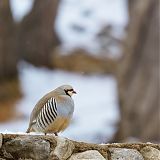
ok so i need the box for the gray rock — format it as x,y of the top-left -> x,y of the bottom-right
109,148 -> 144,160
68,150 -> 106,160
0,134 -> 2,148
3,136 -> 50,160
18,158 -> 33,160
51,136 -> 75,160
140,146 -> 160,160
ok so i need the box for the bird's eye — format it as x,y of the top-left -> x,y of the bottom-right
64,89 -> 73,96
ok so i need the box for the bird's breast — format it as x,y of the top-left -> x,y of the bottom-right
45,116 -> 71,133
57,97 -> 74,117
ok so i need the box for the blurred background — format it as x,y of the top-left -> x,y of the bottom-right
0,0 -> 159,143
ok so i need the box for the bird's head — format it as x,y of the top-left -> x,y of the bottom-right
56,85 -> 77,97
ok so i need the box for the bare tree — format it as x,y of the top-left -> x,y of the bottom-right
0,0 -> 21,121
115,0 -> 159,142
0,0 -> 60,121
0,0 -> 18,80
0,0 -> 19,100
17,0 -> 60,67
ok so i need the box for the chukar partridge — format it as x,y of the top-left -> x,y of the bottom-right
26,85 -> 76,136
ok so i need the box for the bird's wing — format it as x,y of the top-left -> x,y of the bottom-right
27,92 -> 55,131
36,97 -> 58,129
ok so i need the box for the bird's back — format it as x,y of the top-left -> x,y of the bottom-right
26,90 -> 56,132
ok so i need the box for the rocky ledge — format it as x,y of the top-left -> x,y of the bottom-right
0,133 -> 159,160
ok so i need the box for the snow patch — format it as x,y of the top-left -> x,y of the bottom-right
10,0 -> 34,22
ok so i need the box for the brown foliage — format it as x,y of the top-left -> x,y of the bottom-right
52,48 -> 117,74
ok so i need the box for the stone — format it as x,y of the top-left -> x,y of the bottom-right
3,136 -> 50,160
109,148 -> 144,160
140,146 -> 160,160
18,158 -> 33,160
52,136 -> 75,160
0,134 -> 2,148
68,150 -> 106,160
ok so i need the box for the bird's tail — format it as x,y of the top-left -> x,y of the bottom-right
26,127 -> 30,133
26,126 -> 34,133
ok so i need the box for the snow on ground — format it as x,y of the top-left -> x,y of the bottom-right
0,62 -> 120,143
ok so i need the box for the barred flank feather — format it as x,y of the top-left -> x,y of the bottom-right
36,98 -> 57,131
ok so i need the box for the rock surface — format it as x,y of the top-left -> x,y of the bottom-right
2,135 -> 50,160
0,134 -> 159,160
53,136 -> 75,160
109,148 -> 144,160
69,150 -> 106,160
140,146 -> 160,160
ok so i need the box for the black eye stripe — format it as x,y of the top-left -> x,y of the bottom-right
64,89 -> 73,97
65,89 -> 73,92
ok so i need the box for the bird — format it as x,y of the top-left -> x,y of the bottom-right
26,85 -> 76,136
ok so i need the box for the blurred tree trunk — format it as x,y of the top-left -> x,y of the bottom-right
0,0 -> 21,121
0,0 -> 17,79
17,0 -> 60,67
115,0 -> 159,142
0,0 -> 60,121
